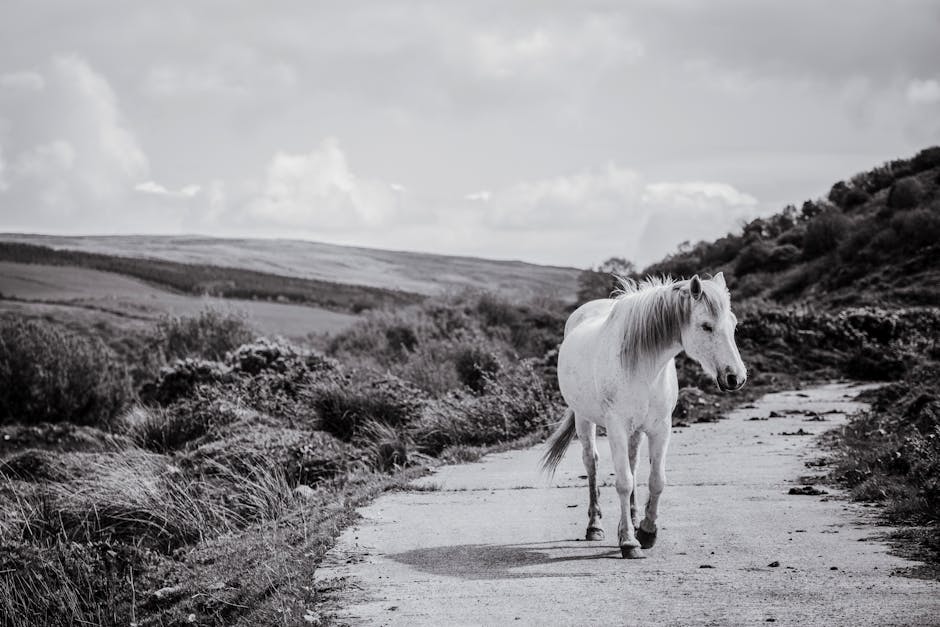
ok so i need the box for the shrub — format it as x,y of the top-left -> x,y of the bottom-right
156,308 -> 254,361
735,241 -> 772,276
843,344 -> 906,381
803,210 -> 851,259
227,338 -> 336,376
140,358 -> 232,406
357,421 -> 414,473
829,181 -> 871,210
311,372 -> 425,441
887,177 -> 925,210
384,324 -> 419,354
890,207 -> 940,252
453,345 -> 501,393
832,364 -> 940,527
0,318 -> 131,426
128,396 -> 242,453
183,425 -> 356,484
413,360 -> 558,453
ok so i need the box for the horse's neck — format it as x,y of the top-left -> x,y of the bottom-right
611,287 -> 684,380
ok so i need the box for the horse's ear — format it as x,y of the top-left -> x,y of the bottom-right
689,275 -> 703,301
713,272 -> 726,289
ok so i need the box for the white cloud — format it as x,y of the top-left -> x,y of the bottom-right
464,190 -> 491,202
135,180 -> 201,198
642,181 -> 758,210
466,16 -> 643,81
245,138 -> 398,230
448,166 -> 760,266
906,78 -> 940,105
141,47 -> 297,98
0,55 -> 149,224
0,71 -> 45,91
476,164 -> 642,229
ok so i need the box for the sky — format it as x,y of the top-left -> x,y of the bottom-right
0,1 -> 938,269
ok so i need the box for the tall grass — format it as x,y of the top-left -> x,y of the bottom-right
0,317 -> 132,426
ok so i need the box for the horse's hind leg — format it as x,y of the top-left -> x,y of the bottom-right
575,416 -> 604,540
637,422 -> 671,550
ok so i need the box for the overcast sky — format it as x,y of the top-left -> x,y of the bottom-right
1,1 -> 938,268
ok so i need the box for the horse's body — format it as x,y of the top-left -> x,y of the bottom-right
542,273 -> 746,558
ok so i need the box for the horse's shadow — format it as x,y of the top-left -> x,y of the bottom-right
387,540 -> 621,580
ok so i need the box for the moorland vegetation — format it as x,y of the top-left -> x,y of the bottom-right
1,147 -> 939,623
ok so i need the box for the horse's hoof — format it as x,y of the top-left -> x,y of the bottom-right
585,527 -> 605,541
636,526 -> 657,549
620,546 -> 646,559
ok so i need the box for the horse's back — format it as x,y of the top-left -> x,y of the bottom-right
564,299 -> 615,338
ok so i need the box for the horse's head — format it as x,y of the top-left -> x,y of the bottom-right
679,272 -> 747,391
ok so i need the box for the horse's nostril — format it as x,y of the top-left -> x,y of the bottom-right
726,374 -> 738,389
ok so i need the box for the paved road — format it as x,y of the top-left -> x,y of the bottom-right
316,383 -> 940,626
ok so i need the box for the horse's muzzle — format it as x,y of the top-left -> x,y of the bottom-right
717,369 -> 746,392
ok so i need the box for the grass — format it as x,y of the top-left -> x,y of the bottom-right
826,363 -> 940,568
0,233 -> 582,301
0,241 -> 423,314
0,295 -> 569,624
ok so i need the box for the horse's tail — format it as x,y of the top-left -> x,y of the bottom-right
540,408 -> 576,477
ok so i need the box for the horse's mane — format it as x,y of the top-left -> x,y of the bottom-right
611,275 -> 727,369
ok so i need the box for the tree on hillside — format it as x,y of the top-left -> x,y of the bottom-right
576,257 -> 637,302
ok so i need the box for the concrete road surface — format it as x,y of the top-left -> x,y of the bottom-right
316,383 -> 940,626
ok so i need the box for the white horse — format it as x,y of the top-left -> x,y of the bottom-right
542,273 -> 746,559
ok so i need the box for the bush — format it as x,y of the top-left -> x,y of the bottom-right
227,338 -> 336,376
734,241 -> 772,276
832,364 -> 940,527
453,345 -> 501,393
843,344 -> 906,381
890,207 -> 940,252
156,308 -> 254,361
128,396 -> 242,453
887,177 -> 925,210
413,360 -> 558,453
183,425 -> 357,484
803,210 -> 851,259
311,372 -> 425,441
0,318 -> 131,426
140,358 -> 232,406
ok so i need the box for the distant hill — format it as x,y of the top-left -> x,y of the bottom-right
0,234 -> 581,302
625,146 -> 940,309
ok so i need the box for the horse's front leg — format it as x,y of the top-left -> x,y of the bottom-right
637,422 -> 671,550
607,421 -> 644,559
628,431 -> 642,528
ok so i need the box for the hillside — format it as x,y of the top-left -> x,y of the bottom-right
628,146 -> 940,309
0,261 -> 358,340
0,234 -> 581,302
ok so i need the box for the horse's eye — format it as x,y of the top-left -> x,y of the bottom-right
701,323 -> 714,333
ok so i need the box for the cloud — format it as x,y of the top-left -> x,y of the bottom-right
244,138 -> 399,231
446,166 -> 761,266
475,164 -> 642,230
906,78 -> 940,105
465,190 -> 491,202
636,181 -> 759,263
135,180 -> 201,198
0,71 -> 45,91
141,47 -> 297,99
0,55 -> 149,226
